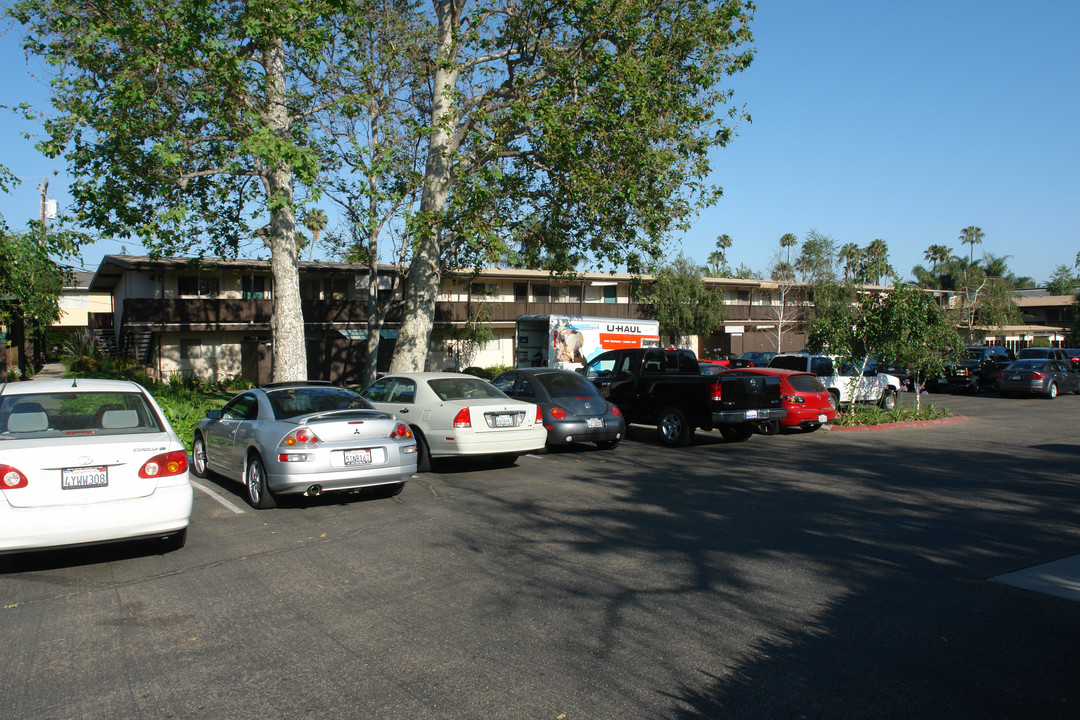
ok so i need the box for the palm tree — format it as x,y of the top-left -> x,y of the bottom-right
713,234 -> 733,275
861,238 -> 890,285
779,233 -> 798,265
838,243 -> 861,281
959,225 -> 984,264
304,209 -> 329,261
923,244 -> 952,271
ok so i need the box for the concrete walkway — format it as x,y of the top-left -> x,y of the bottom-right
30,362 -> 68,381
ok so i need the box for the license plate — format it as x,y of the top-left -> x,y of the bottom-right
344,449 -> 372,465
495,414 -> 514,427
1009,375 -> 1021,380
62,466 -> 108,489
586,417 -> 604,428
745,409 -> 758,419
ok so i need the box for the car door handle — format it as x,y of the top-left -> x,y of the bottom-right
398,407 -> 409,414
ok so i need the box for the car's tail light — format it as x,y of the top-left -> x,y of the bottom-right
453,408 -> 471,428
139,451 -> 188,478
710,379 -> 723,401
781,394 -> 806,404
535,406 -> 543,424
1031,372 -> 1044,379
550,408 -> 567,420
610,404 -> 621,417
0,464 -> 28,489
995,372 -> 1003,379
391,423 -> 413,439
283,427 -> 322,447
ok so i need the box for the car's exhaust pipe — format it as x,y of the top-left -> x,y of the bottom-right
307,484 -> 322,496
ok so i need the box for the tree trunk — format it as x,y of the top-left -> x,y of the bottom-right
263,39 -> 307,382
389,5 -> 459,373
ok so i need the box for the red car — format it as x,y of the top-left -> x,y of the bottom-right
736,367 -> 835,434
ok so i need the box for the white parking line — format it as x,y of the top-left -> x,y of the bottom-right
191,479 -> 248,514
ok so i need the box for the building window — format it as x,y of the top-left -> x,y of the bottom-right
469,282 -> 499,300
180,339 -> 203,360
177,276 -> 219,297
568,284 -> 582,303
532,284 -> 550,302
514,283 -> 527,302
243,276 -> 269,299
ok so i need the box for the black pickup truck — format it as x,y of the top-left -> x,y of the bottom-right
582,348 -> 786,447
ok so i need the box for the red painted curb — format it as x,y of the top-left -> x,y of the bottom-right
825,415 -> 969,432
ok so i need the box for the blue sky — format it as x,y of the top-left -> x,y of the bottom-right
2,1 -> 1078,283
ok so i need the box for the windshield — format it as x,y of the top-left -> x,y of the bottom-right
0,391 -> 163,440
428,378 -> 507,401
267,387 -> 372,419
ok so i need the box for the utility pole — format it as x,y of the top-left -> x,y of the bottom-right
39,180 -> 49,224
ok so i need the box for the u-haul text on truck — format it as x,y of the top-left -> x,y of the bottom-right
514,315 -> 661,370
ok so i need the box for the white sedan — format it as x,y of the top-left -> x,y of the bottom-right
0,378 -> 192,554
360,372 -> 547,472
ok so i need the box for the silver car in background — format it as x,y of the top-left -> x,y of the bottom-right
996,359 -> 1080,399
192,383 -> 417,508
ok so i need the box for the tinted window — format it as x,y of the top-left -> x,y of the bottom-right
769,356 -> 808,372
537,372 -> 602,400
642,350 -> 665,374
787,374 -> 827,393
266,387 -> 371,419
222,394 -> 259,420
427,378 -> 507,401
585,353 -> 618,379
1008,359 -> 1045,371
490,373 -> 517,393
809,357 -> 835,376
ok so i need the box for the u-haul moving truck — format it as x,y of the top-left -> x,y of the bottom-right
514,315 -> 662,370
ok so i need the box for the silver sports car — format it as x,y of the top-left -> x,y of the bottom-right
192,383 -> 417,508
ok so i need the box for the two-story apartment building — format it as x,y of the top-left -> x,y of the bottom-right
87,255 -> 818,384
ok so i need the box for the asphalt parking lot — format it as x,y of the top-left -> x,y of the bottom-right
3,389 -> 1079,719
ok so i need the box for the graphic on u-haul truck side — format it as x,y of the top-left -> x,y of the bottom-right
514,315 -> 661,369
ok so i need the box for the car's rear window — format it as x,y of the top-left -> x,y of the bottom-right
0,391 -> 163,439
1007,359 -> 1047,371
267,387 -> 372,419
428,378 -> 507,401
769,356 -> 808,372
786,374 -> 827,393
1017,349 -> 1049,359
536,372 -> 602,399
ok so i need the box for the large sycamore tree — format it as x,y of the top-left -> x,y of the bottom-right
11,0 -> 354,381
387,0 -> 756,371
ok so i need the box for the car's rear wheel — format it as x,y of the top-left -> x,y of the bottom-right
1045,382 -> 1058,399
413,429 -> 432,473
191,433 -> 208,478
245,452 -> 277,509
828,390 -> 840,411
719,423 -> 754,443
878,388 -> 897,410
595,439 -> 621,450
657,406 -> 692,447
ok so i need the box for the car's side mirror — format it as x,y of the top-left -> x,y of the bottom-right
205,410 -> 223,420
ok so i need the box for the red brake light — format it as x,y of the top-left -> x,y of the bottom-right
1031,372 -> 1043,379
284,427 -> 322,446
781,394 -> 806,404
535,406 -> 543,424
610,405 -> 621,417
391,422 -> 413,439
550,408 -> 567,420
139,451 -> 188,478
0,464 -> 28,489
453,408 -> 472,428
710,379 -> 723,401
